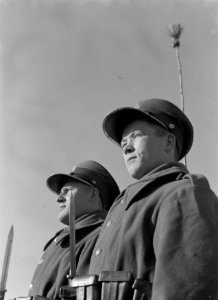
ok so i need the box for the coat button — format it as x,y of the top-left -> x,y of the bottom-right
169,123 -> 175,129
29,283 -> 33,289
38,258 -> 43,264
95,248 -> 102,256
106,220 -> 112,227
121,199 -> 124,203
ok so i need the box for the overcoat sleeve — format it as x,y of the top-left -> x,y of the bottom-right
152,175 -> 218,300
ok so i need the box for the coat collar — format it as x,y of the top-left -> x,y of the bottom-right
44,210 -> 107,249
120,162 -> 188,210
75,210 -> 107,230
57,210 -> 107,243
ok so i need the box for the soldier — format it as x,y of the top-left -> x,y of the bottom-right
28,160 -> 120,300
89,99 -> 218,300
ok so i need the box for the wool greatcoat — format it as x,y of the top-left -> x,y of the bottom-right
28,210 -> 106,299
89,163 -> 218,300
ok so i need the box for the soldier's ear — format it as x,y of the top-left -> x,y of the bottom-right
166,133 -> 176,153
90,187 -> 99,199
90,188 -> 103,208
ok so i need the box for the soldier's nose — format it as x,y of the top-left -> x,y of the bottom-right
56,196 -> 66,203
124,144 -> 134,155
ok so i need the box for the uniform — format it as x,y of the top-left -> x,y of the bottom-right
89,163 -> 218,299
87,98 -> 218,299
27,160 -> 120,300
28,210 -> 106,299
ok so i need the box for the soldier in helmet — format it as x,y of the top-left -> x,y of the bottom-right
89,99 -> 218,300
28,160 -> 120,300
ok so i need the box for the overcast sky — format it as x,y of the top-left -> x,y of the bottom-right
0,0 -> 218,298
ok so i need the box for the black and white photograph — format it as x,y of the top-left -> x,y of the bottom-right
0,0 -> 218,299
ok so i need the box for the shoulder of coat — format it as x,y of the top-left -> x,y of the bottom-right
43,229 -> 64,251
182,173 -> 210,188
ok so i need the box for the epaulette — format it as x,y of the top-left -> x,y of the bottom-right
183,173 -> 210,188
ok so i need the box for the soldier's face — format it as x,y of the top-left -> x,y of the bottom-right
121,120 -> 168,179
56,180 -> 93,225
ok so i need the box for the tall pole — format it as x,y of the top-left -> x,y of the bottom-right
175,45 -> 187,167
168,23 -> 187,166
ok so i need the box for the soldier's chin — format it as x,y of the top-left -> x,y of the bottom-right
58,213 -> 69,225
127,165 -> 138,178
127,167 -> 144,180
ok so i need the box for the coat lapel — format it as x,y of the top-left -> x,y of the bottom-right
124,165 -> 188,210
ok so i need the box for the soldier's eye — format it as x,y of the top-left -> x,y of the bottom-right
134,132 -> 142,138
61,186 -> 73,194
121,139 -> 127,149
121,142 -> 126,149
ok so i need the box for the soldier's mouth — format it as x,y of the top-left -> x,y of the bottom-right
128,156 -> 136,162
59,205 -> 66,211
